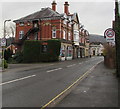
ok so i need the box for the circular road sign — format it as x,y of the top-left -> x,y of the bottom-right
1,38 -> 6,46
104,28 -> 115,38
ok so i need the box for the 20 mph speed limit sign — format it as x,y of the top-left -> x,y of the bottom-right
104,28 -> 115,42
1,38 -> 6,46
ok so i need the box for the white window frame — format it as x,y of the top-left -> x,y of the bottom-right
19,31 -> 24,39
52,29 -> 56,38
68,32 -> 71,40
63,30 -> 66,39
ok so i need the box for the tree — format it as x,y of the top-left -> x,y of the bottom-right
5,22 -> 16,38
1,21 -> 15,38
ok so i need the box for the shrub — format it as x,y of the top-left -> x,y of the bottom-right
4,48 -> 13,62
103,44 -> 116,68
13,51 -> 23,63
103,44 -> 116,58
1,60 -> 8,68
4,60 -> 8,68
23,40 -> 41,63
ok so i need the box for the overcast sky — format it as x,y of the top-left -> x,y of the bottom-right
0,0 -> 119,38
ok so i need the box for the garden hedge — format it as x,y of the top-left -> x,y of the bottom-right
23,39 -> 61,63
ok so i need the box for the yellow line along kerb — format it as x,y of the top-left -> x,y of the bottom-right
41,60 -> 103,109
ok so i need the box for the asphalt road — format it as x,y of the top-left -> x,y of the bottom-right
56,61 -> 118,107
2,56 -> 103,107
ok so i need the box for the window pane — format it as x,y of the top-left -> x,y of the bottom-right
19,31 -> 24,39
63,30 -> 66,39
52,29 -> 56,38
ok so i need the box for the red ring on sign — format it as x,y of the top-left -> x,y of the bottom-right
104,28 -> 115,38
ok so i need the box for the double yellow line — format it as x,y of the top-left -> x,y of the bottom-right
41,60 -> 103,109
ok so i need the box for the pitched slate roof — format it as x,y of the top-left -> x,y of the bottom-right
14,7 -> 62,22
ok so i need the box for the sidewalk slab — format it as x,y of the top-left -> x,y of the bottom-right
57,62 -> 118,107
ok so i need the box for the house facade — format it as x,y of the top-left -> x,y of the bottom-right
90,43 -> 104,56
89,34 -> 106,56
14,1 -> 89,61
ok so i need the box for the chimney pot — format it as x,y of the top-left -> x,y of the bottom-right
65,2 -> 69,5
64,1 -> 69,15
52,0 -> 57,11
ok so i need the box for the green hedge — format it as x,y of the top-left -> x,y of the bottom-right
4,48 -> 13,62
23,40 -> 61,63
23,40 -> 41,63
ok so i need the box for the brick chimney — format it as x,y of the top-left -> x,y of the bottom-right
52,0 -> 57,11
64,1 -> 69,15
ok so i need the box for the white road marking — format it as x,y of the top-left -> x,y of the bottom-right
0,75 -> 36,86
41,60 -> 103,109
79,63 -> 82,64
67,64 -> 76,68
47,68 -> 62,73
49,64 -> 54,66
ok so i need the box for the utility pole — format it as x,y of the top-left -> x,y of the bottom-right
114,0 -> 120,77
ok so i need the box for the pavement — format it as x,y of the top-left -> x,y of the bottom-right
56,61 -> 119,108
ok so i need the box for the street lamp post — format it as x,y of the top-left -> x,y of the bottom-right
2,19 -> 11,71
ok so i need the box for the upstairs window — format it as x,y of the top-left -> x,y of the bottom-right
52,29 -> 56,38
19,31 -> 24,39
68,32 -> 71,40
63,30 -> 66,39
19,22 -> 24,26
34,33 -> 38,40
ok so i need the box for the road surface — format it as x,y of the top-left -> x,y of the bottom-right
2,56 -> 103,107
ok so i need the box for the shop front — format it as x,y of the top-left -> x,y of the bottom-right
59,42 -> 73,61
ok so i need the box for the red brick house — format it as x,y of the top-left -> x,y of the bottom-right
14,1 -> 89,60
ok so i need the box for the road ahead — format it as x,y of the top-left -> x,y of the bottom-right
2,56 -> 103,107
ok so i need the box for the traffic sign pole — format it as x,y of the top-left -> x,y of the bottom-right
2,46 -> 5,71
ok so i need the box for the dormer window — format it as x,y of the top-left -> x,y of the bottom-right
19,22 -> 24,26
